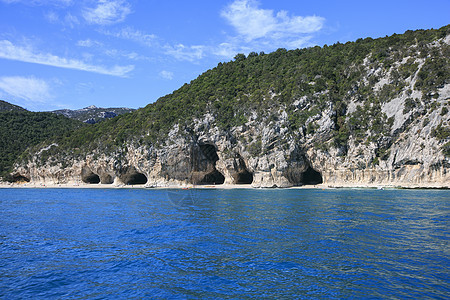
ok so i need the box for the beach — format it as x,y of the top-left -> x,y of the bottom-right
1,181 -> 448,189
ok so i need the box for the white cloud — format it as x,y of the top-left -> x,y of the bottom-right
159,70 -> 174,80
102,26 -> 157,47
220,0 -> 324,54
213,43 -> 238,58
0,76 -> 52,103
0,40 -> 134,77
164,44 -> 205,62
77,39 -> 103,48
83,0 -> 131,25
64,12 -> 80,27
104,49 -> 149,61
45,11 -> 79,28
45,11 -> 59,23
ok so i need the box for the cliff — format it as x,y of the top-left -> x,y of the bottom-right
10,26 -> 450,188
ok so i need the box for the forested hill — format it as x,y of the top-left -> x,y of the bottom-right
0,100 -> 27,112
41,25 -> 449,152
0,110 -> 83,179
9,25 -> 450,187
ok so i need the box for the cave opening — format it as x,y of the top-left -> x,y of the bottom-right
10,174 -> 30,183
199,144 -> 219,162
200,169 -> 225,185
190,142 -> 225,185
301,167 -> 323,185
232,156 -> 253,184
234,169 -> 253,184
83,173 -> 101,184
125,173 -> 148,185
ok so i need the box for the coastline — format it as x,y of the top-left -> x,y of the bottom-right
0,181 -> 448,190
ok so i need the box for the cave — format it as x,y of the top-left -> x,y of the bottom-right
83,173 -> 101,184
189,142 -> 225,185
301,167 -> 323,185
233,169 -> 253,184
199,144 -> 219,162
235,169 -> 253,184
10,174 -> 30,183
125,172 -> 148,185
201,169 -> 225,185
232,156 -> 254,184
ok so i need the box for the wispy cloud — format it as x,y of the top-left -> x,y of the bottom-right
164,44 -> 205,62
0,40 -> 134,77
76,39 -> 103,48
0,76 -> 52,103
83,0 -> 131,25
101,26 -> 157,47
219,0 -> 325,56
104,49 -> 150,61
159,70 -> 174,80
222,0 -> 324,41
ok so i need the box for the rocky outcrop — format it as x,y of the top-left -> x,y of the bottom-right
51,105 -> 135,124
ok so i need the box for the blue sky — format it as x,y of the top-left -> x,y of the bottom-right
0,0 -> 448,111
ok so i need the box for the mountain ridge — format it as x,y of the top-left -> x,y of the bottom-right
51,106 -> 136,124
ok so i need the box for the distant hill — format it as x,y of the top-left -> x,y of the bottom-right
51,105 -> 135,124
0,100 -> 27,112
0,108 -> 84,180
0,101 -> 134,179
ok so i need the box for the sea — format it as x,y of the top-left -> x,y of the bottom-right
0,188 -> 448,299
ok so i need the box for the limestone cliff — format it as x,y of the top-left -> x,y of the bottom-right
11,26 -> 450,188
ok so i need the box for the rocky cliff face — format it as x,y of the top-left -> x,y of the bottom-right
11,30 -> 450,188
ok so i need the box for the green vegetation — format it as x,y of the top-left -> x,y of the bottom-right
0,110 -> 83,179
432,122 -> 450,141
0,100 -> 27,112
48,26 -> 447,151
2,25 -> 450,174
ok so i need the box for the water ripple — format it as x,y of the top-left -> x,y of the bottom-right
0,188 -> 448,299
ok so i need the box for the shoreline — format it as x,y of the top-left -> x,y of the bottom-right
0,182 -> 448,190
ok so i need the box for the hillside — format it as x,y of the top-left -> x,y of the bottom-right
0,109 -> 84,180
11,25 -> 450,187
51,105 -> 135,124
0,100 -> 27,112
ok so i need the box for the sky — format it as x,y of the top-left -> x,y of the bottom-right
0,0 -> 448,111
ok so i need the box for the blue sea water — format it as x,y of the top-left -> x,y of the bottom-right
0,188 -> 448,299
